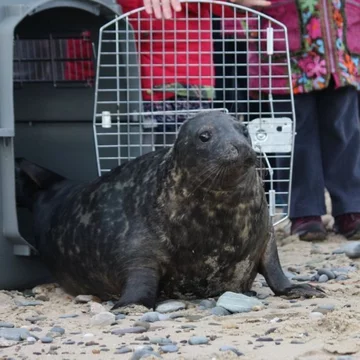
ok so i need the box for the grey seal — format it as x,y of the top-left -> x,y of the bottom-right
16,111 -> 324,309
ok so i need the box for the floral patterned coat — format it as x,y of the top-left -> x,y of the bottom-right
225,0 -> 360,94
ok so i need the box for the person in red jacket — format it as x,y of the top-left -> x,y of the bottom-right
118,0 -> 269,141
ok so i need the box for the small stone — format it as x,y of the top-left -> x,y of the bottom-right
211,306 -> 231,316
50,327 -> 65,335
188,336 -> 209,345
83,333 -> 94,338
216,292 -> 262,313
135,335 -> 150,341
291,340 -> 305,344
219,345 -> 244,356
160,344 -> 178,353
256,337 -> 273,342
90,312 -> 116,327
0,328 -> 31,341
293,275 -> 312,282
0,322 -> 14,328
155,300 -> 186,313
14,299 -> 43,307
59,314 -> 79,319
283,271 -> 296,280
130,349 -> 162,360
111,327 -> 147,335
115,314 -> 126,320
75,295 -> 100,304
319,304 -> 335,311
134,321 -> 151,331
92,349 -> 101,354
332,248 -> 345,255
115,346 -> 132,354
89,302 -> 106,314
309,312 -> 324,320
344,242 -> 360,259
337,357 -> 354,360
199,299 -> 216,309
40,337 -> 53,343
318,274 -> 329,283
150,337 -> 173,345
141,312 -> 161,323
317,268 -> 336,280
63,340 -> 76,345
85,340 -> 99,346
26,336 -> 36,343
25,316 -> 47,322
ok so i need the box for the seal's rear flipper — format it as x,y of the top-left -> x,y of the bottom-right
15,158 -> 65,209
111,267 -> 159,311
16,158 -> 65,189
259,228 -> 326,299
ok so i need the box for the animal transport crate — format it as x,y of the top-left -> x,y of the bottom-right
0,0 -> 296,291
0,0 -> 122,290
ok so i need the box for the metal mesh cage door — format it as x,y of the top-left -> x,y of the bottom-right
93,0 -> 296,225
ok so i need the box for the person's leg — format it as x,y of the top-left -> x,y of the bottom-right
273,92 -> 327,240
317,85 -> 360,239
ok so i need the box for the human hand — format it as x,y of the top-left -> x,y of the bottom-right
143,0 -> 182,19
229,0 -> 271,7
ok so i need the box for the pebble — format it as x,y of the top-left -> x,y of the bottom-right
115,314 -> 126,320
150,337 -> 173,345
160,344 -> 178,353
318,304 -> 335,311
0,322 -> 14,328
59,314 -> 79,319
318,274 -> 329,283
216,292 -> 262,313
50,327 -> 65,335
219,345 -> 244,356
199,299 -> 216,309
14,299 -> 43,307
83,333 -> 94,338
40,337 -> 53,343
291,340 -> 305,344
89,302 -> 106,314
111,326 -> 147,335
270,317 -> 281,323
141,312 -> 161,323
90,311 -> 116,327
256,337 -> 273,342
63,340 -> 76,345
115,346 -> 132,354
134,321 -> 151,331
188,336 -> 209,345
155,300 -> 186,313
130,350 -> 162,360
344,242 -> 360,259
211,306 -> 231,316
27,336 -> 37,343
309,312 -> 324,320
332,248 -> 345,254
0,328 -> 32,341
337,357 -> 354,360
74,295 -> 99,304
317,268 -> 336,280
292,275 -> 312,282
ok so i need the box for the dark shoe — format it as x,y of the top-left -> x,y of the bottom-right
334,213 -> 360,240
291,216 -> 327,241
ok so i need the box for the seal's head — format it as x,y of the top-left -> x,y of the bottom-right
173,111 -> 257,189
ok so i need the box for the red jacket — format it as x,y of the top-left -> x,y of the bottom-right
118,0 -> 233,101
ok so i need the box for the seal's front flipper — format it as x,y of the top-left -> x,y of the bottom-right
111,267 -> 159,310
258,228 -> 325,299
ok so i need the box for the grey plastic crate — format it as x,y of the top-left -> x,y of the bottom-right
0,0 -> 127,290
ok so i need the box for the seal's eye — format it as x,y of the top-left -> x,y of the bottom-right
199,131 -> 212,143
